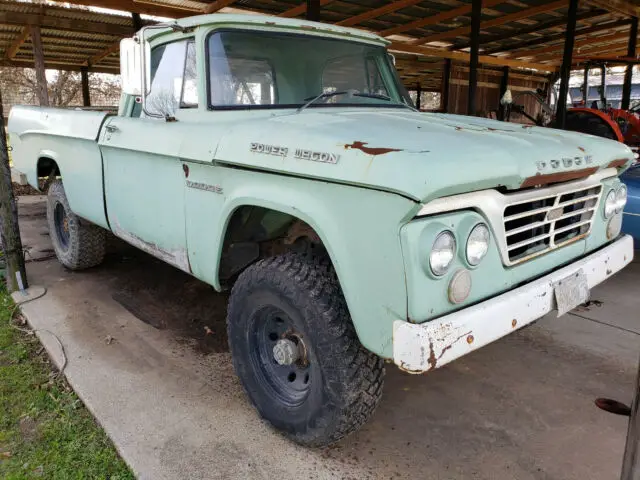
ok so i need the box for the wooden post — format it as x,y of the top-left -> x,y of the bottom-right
621,353 -> 640,480
583,64 -> 589,106
415,83 -> 422,110
306,0 -> 320,21
601,65 -> 607,106
81,67 -> 91,107
498,66 -> 509,120
467,0 -> 482,116
441,59 -> 451,113
0,89 -> 28,292
131,12 -> 143,32
29,26 -> 49,107
622,18 -> 638,110
555,0 -> 579,129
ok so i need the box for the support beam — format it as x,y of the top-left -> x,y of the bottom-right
556,0 -> 579,129
203,0 -> 237,14
81,67 -> 91,107
306,0 -> 320,21
498,66 -> 509,120
379,0 -> 505,38
583,64 -> 589,105
0,58 -> 119,74
456,10 -> 606,52
279,0 -> 334,18
482,19 -> 631,56
29,26 -> 49,107
0,89 -> 28,293
413,0 -> 566,46
0,11 -> 135,36
131,12 -> 143,32
586,0 -> 640,17
467,0 -> 482,116
5,27 -> 29,60
515,30 -> 632,60
600,65 -> 607,106
622,17 -> 638,110
415,83 -> 421,110
337,0 -> 423,27
441,59 -> 451,113
49,0 -> 197,18
87,42 -> 120,67
388,42 -> 557,71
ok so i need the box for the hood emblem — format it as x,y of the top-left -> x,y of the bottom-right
562,158 -> 573,167
539,156 -> 593,171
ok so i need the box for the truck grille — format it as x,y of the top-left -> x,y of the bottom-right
503,185 -> 602,264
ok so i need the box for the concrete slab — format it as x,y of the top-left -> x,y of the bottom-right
12,196 -> 640,480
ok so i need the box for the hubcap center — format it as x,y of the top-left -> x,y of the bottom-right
273,338 -> 300,366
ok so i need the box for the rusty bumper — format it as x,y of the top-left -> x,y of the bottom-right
393,234 -> 634,374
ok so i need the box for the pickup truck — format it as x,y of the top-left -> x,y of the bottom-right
8,13 -> 635,447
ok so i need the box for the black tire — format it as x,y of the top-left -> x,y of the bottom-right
47,180 -> 106,270
227,251 -> 384,447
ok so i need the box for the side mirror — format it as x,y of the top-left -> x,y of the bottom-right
500,89 -> 513,106
120,37 -> 150,96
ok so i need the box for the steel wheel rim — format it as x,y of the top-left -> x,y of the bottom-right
54,202 -> 70,251
248,306 -> 311,407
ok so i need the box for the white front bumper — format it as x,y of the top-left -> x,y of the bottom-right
393,235 -> 634,374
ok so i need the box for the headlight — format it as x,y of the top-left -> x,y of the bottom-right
466,223 -> 490,266
616,185 -> 628,213
430,231 -> 456,276
604,190 -> 617,218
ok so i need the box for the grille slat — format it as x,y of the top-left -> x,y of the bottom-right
503,185 -> 602,264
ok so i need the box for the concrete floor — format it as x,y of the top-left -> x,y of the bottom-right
12,195 -> 640,480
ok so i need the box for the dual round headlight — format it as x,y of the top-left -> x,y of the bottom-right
604,185 -> 628,218
429,224 -> 490,276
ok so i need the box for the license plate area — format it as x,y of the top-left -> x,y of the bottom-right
554,269 -> 590,316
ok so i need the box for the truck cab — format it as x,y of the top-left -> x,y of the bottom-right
8,13 -> 635,447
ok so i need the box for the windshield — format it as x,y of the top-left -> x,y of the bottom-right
206,30 -> 412,109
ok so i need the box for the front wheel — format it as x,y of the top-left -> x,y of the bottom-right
47,180 -> 106,270
227,252 -> 385,447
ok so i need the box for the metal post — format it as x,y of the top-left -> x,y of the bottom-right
0,89 -> 28,292
622,18 -> 638,111
583,64 -> 589,106
442,59 -> 451,113
555,0 -> 579,129
306,0 -> 320,21
81,67 -> 90,107
467,0 -> 482,116
601,65 -> 607,106
416,83 -> 422,110
498,66 -> 509,120
621,353 -> 640,480
131,12 -> 143,33
29,26 -> 49,107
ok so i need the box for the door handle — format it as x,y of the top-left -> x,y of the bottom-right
105,124 -> 119,133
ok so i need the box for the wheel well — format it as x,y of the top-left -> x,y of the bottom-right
37,157 -> 60,179
219,205 -> 326,285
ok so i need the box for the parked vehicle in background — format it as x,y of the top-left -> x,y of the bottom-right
621,163 -> 640,247
7,14 -> 635,447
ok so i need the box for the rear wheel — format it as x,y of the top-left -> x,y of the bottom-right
47,180 -> 106,270
227,251 -> 385,447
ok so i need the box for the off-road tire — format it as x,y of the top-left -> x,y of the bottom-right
227,251 -> 385,447
47,180 -> 106,270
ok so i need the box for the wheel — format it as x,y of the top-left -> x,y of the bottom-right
46,180 -> 106,270
227,251 -> 385,447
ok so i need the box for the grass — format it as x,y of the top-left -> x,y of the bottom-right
0,285 -> 134,480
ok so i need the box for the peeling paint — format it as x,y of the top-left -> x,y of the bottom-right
344,141 -> 402,156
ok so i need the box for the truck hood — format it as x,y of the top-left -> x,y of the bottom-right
212,109 -> 634,202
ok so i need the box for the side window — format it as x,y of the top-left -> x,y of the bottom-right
143,39 -> 198,117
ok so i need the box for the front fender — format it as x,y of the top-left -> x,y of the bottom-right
184,162 -> 417,358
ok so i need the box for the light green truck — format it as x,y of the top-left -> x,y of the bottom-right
8,14 -> 635,446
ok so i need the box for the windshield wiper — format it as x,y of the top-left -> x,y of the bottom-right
297,90 -> 350,113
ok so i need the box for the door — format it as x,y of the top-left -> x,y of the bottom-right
98,39 -> 198,272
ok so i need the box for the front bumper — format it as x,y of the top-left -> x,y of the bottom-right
393,234 -> 634,374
